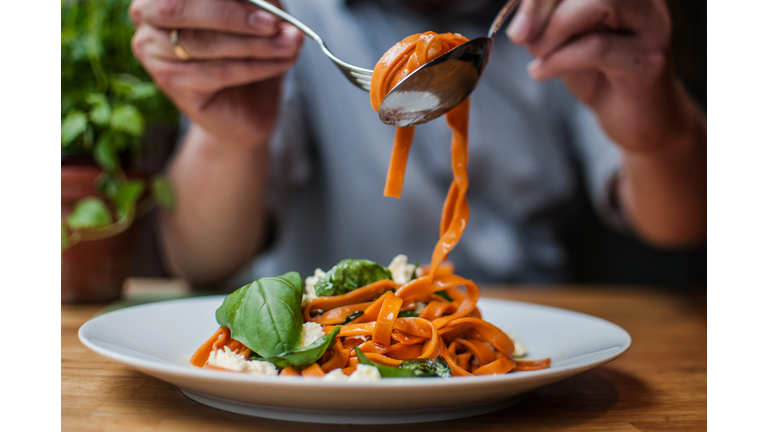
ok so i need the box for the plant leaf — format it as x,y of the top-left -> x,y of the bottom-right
215,285 -> 249,329
86,93 -> 112,126
262,326 -> 341,368
113,180 -> 145,220
61,221 -> 68,250
128,82 -> 158,100
96,172 -> 120,199
67,197 -> 112,230
225,272 -> 304,357
354,347 -> 452,378
151,176 -> 175,210
61,110 -> 88,146
110,104 -> 144,137
94,137 -> 120,173
314,259 -> 393,297
397,356 -> 452,378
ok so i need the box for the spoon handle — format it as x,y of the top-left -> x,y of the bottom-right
487,0 -> 522,38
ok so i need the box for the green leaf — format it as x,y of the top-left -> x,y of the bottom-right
215,284 -> 249,329
151,176 -> 175,210
223,272 -> 304,357
397,310 -> 419,318
86,93 -> 111,126
263,326 -> 341,368
314,259 -> 393,297
354,347 -> 451,378
343,310 -> 365,324
110,104 -> 144,137
96,172 -> 120,199
61,110 -> 88,146
113,180 -> 145,219
94,137 -> 120,173
411,260 -> 420,281
398,356 -> 452,378
127,82 -> 158,100
67,197 -> 112,230
435,290 -> 452,302
61,221 -> 68,250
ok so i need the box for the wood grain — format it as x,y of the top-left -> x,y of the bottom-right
62,283 -> 706,431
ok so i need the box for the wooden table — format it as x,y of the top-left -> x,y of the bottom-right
62,281 -> 706,431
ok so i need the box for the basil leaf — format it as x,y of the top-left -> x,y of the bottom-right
435,290 -> 452,301
343,311 -> 364,324
224,272 -> 304,357
263,326 -> 341,369
215,284 -> 249,329
398,356 -> 452,378
354,347 -> 452,378
410,260 -> 420,281
314,259 -> 393,297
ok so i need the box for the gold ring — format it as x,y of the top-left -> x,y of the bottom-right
169,29 -> 191,60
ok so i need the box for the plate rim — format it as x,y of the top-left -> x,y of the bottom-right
78,295 -> 632,388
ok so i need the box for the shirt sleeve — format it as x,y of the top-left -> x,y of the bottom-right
557,85 -> 627,230
266,68 -> 313,221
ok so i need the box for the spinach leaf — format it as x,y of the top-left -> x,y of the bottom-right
398,310 -> 419,318
398,356 -> 452,378
314,259 -> 392,297
218,272 -> 304,358
354,347 -> 452,378
343,311 -> 364,324
410,260 -> 420,281
435,290 -> 452,301
262,326 -> 341,369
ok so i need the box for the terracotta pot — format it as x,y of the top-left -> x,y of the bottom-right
61,164 -> 143,303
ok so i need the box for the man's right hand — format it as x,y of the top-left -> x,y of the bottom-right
130,0 -> 303,148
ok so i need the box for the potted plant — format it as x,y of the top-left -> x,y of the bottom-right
61,0 -> 178,302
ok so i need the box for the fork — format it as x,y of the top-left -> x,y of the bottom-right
241,0 -> 373,91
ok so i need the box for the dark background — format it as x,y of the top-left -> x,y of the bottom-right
131,0 -> 706,288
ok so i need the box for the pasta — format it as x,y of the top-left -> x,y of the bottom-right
190,32 -> 550,378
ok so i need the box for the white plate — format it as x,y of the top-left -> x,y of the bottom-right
79,296 -> 631,424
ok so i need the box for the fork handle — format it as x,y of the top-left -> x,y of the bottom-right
239,0 -> 324,46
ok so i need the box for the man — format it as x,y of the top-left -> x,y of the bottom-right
129,0 -> 706,285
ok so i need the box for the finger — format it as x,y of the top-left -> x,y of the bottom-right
506,0 -> 561,44
528,33 -> 667,82
527,0 -> 655,59
142,51 -> 296,96
136,24 -> 302,62
130,0 -> 281,37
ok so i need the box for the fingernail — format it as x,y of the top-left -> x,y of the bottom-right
249,10 -> 276,32
274,26 -> 299,49
507,13 -> 530,43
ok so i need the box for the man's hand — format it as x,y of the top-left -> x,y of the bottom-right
130,0 -> 303,148
507,0 -> 700,153
508,0 -> 706,246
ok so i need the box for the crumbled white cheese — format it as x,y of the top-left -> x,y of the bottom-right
349,364 -> 382,381
319,365 -> 382,382
388,254 -> 416,285
322,368 -> 349,381
415,302 -> 427,314
302,268 -> 326,306
301,322 -> 325,348
207,346 -> 278,376
502,328 -> 528,358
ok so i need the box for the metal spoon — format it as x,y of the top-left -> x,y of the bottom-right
378,0 -> 521,127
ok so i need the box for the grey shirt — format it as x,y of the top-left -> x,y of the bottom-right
246,0 -> 623,284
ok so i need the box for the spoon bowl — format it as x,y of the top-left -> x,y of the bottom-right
378,0 -> 519,127
378,37 -> 492,127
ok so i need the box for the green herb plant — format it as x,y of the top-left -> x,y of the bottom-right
61,0 -> 178,251
355,346 -> 452,378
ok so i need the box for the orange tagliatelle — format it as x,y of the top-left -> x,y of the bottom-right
191,32 -> 550,378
